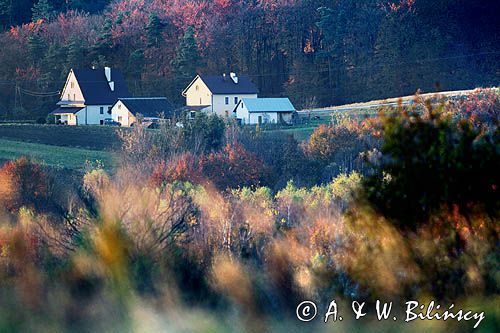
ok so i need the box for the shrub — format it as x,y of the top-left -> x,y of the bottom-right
0,157 -> 50,212
363,105 -> 499,228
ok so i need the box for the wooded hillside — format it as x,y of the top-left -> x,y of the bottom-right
0,0 -> 498,119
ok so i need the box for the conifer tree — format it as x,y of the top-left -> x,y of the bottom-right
32,0 -> 53,22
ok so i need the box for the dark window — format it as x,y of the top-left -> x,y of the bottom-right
234,97 -> 238,104
100,107 -> 104,114
100,120 -> 104,125
225,97 -> 229,105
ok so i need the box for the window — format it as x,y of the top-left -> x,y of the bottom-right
190,111 -> 196,119
100,120 -> 104,125
225,97 -> 229,105
68,94 -> 70,100
199,98 -> 202,104
100,107 -> 104,114
108,107 -> 112,114
70,82 -> 74,89
225,110 -> 229,117
234,97 -> 238,104
241,103 -> 244,108
118,104 -> 121,110
195,85 -> 199,91
73,94 -> 76,101
118,116 -> 123,122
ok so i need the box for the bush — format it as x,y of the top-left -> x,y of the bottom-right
363,105 -> 499,228
0,157 -> 50,212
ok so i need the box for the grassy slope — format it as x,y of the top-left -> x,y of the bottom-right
0,138 -> 115,171
0,124 -> 123,150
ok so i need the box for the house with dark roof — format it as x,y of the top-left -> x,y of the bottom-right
182,73 -> 258,118
110,97 -> 176,127
51,67 -> 131,125
234,98 -> 296,125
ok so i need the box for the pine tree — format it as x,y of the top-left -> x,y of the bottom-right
32,0 -> 53,23
170,26 -> 202,104
28,32 -> 46,66
146,12 -> 164,48
0,0 -> 12,28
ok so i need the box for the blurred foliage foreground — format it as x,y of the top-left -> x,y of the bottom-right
0,94 -> 498,332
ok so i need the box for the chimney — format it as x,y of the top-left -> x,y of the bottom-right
222,73 -> 227,81
230,72 -> 238,84
109,81 -> 115,92
105,67 -> 112,82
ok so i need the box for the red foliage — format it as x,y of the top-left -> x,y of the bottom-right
0,158 -> 49,212
200,144 -> 268,190
150,152 -> 201,187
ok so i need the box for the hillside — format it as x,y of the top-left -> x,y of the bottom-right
0,0 -> 499,119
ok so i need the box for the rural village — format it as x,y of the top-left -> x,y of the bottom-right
50,67 -> 296,127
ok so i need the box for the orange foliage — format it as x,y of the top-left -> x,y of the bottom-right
0,158 -> 49,212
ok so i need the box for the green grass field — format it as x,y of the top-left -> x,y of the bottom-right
0,138 -> 115,171
0,124 -> 123,150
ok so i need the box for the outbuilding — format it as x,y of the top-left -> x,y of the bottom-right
234,98 -> 295,125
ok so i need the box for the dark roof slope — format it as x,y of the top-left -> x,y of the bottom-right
118,98 -> 176,118
50,107 -> 84,115
73,68 -> 130,105
199,75 -> 258,94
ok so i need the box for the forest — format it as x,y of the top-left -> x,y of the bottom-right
0,0 -> 499,120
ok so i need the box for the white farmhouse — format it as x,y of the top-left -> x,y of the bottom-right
182,73 -> 258,118
235,98 -> 295,125
110,97 -> 176,127
50,67 -> 130,125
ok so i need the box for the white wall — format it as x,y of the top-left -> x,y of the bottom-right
75,105 -> 112,125
111,101 -> 136,127
212,94 -> 257,117
61,70 -> 85,104
235,102 -> 292,125
58,113 -> 77,125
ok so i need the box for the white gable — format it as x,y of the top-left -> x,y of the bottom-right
60,70 -> 85,105
183,76 -> 212,106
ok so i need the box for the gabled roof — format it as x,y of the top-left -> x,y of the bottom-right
117,97 -> 177,118
240,98 -> 295,113
50,107 -> 83,115
183,74 -> 259,95
72,68 -> 130,105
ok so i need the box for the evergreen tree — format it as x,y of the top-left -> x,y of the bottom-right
0,0 -> 12,29
32,0 -> 53,22
170,26 -> 201,100
28,32 -> 46,66
91,17 -> 113,66
146,12 -> 164,48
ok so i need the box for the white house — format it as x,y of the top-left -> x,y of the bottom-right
234,98 -> 295,125
50,67 -> 130,125
110,97 -> 176,127
182,73 -> 258,118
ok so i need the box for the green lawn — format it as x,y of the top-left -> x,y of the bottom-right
0,138 -> 115,171
0,124 -> 123,150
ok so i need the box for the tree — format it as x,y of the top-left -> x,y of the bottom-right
363,104 -> 499,228
170,26 -> 202,103
146,12 -> 164,48
200,144 -> 268,190
31,0 -> 53,22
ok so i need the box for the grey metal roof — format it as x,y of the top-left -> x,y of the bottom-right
117,97 -> 177,118
72,68 -> 130,105
199,74 -> 258,94
241,98 -> 295,113
50,107 -> 83,115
